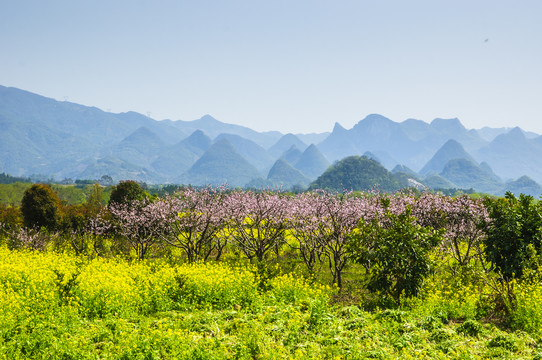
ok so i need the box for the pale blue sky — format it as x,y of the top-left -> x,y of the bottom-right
1,1 -> 541,134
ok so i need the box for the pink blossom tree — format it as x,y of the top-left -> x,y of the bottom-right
161,187 -> 228,263
106,198 -> 170,260
225,190 -> 290,263
289,191 -> 377,287
410,193 -> 489,267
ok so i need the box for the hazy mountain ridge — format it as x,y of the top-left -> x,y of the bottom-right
267,158 -> 311,188
1,85 -> 541,194
179,139 -> 261,187
420,139 -> 478,175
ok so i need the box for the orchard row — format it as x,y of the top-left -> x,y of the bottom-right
5,184 -> 539,298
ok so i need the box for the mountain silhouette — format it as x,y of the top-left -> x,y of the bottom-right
420,139 -> 477,175
268,133 -> 307,158
180,139 -> 261,187
294,144 -> 330,180
267,158 -> 311,188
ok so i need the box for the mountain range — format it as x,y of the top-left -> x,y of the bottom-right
1,85 -> 541,196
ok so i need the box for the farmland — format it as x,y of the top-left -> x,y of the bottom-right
2,185 -> 542,358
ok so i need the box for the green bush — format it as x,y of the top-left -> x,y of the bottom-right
108,180 -> 147,206
484,192 -> 542,280
352,205 -> 444,302
20,183 -> 61,230
487,334 -> 518,352
456,319 -> 483,337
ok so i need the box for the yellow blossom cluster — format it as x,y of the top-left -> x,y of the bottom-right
267,272 -> 331,305
175,262 -> 259,310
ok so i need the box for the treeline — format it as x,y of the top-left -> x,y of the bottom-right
0,181 -> 171,239
0,172 -> 32,184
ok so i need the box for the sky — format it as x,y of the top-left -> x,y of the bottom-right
1,0 -> 542,134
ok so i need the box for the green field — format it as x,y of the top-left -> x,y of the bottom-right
3,185 -> 542,358
1,247 -> 542,359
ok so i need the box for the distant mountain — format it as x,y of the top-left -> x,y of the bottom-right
2,84 -> 542,193
422,174 -> 457,190
294,144 -> 330,180
392,171 -> 425,190
214,133 -> 275,172
0,86 -> 185,147
180,139 -> 261,187
399,118 -> 435,142
267,159 -> 311,189
430,118 -> 467,136
475,127 -> 513,142
388,163 -> 424,189
319,115 -> 420,165
504,176 -> 542,197
113,112 -> 186,145
439,158 -> 502,194
476,126 -> 540,142
268,133 -> 307,158
78,156 -> 163,184
420,139 -> 477,175
111,127 -> 166,168
171,114 -> 281,149
363,151 -> 398,170
317,122 -> 359,162
309,155 -> 400,192
392,165 -> 418,178
363,152 -> 382,165
476,127 -> 542,184
149,129 -> 213,182
280,145 -> 303,165
151,145 -> 202,182
429,118 -> 487,151
0,85 -> 183,178
317,115 -> 486,171
295,132 -> 330,146
479,162 -> 502,183
151,148 -> 199,182
351,114 -> 417,153
0,112 -> 93,177
179,130 -> 212,156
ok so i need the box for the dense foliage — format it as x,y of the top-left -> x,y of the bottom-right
484,192 -> 542,280
0,172 -> 31,184
309,155 -> 400,192
108,180 -> 148,206
352,205 -> 444,301
20,183 -> 61,230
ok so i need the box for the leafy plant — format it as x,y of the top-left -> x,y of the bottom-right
484,192 -> 542,280
352,204 -> 444,302
456,319 -> 483,337
20,183 -> 61,230
487,334 -> 518,352
108,180 -> 148,207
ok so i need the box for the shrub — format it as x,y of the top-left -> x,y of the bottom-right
108,180 -> 147,207
352,205 -> 444,302
484,192 -> 542,280
456,319 -> 483,337
419,315 -> 444,331
487,334 -> 518,352
20,184 -> 61,230
430,328 -> 454,342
